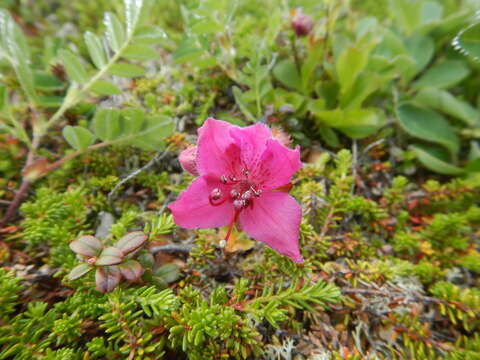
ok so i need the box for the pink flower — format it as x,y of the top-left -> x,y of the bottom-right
179,145 -> 199,176
168,118 -> 303,263
291,10 -> 314,37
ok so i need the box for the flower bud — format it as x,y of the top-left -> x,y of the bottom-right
179,146 -> 199,176
291,11 -> 314,37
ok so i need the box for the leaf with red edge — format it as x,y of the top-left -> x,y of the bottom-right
115,231 -> 147,255
118,260 -> 144,281
96,246 -> 124,266
70,235 -> 103,257
95,266 -> 121,293
68,263 -> 93,281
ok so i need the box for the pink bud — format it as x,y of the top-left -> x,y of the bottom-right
179,146 -> 199,176
291,11 -> 314,37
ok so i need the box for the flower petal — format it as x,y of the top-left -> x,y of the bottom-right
179,146 -> 199,176
196,118 -> 239,176
229,122 -> 272,172
168,175 -> 234,229
239,191 -> 303,262
255,140 -> 302,190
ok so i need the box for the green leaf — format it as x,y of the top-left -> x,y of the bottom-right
273,59 -> 301,91
413,60 -> 470,90
405,34 -> 434,74
34,72 -> 65,91
232,86 -> 256,122
124,0 -> 143,36
415,87 -> 479,127
84,31 -> 107,69
127,115 -> 174,150
108,63 -> 146,77
90,80 -> 122,95
123,44 -> 158,60
191,19 -> 223,35
96,266 -> 121,293
37,96 -> 64,108
396,103 -> 460,156
121,108 -> 144,135
68,264 -> 93,281
115,231 -> 147,255
59,49 -> 89,84
313,108 -> 385,139
134,25 -> 167,45
62,125 -> 96,151
454,23 -> 480,60
336,44 -> 369,94
173,37 -> 204,64
154,263 -> 180,284
69,235 -> 103,257
118,260 -> 144,281
96,246 -> 124,266
411,144 -> 465,175
92,108 -> 122,141
104,12 -> 125,52
0,85 -> 9,112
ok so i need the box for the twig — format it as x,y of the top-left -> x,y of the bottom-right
150,244 -> 193,254
0,179 -> 32,229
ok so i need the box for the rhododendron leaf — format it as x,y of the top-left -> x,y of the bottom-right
115,231 -> 147,255
96,246 -> 124,266
96,266 -> 121,293
68,263 -> 93,281
118,260 -> 144,281
69,235 -> 102,257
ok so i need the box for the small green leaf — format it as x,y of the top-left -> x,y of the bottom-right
68,263 -> 93,281
134,25 -> 167,45
63,125 -> 96,151
69,235 -> 103,257
0,85 -> 9,112
413,60 -> 470,89
92,108 -> 122,141
124,0 -> 143,36
396,102 -> 460,156
154,263 -> 180,284
336,44 -> 369,94
411,144 -> 465,175
118,260 -> 144,281
232,86 -> 256,122
191,19 -> 223,35
127,115 -> 174,150
273,59 -> 301,91
173,37 -> 204,64
108,63 -> 146,77
405,34 -> 434,74
84,31 -> 107,69
121,108 -> 144,135
96,246 -> 124,266
91,80 -> 122,95
454,23 -> 480,60
34,72 -> 65,91
104,12 -> 125,52
115,231 -> 147,255
123,44 -> 158,60
59,49 -> 89,84
96,266 -> 121,293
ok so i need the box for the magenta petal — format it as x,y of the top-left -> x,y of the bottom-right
168,175 -> 234,229
179,146 -> 199,176
229,122 -> 272,171
255,140 -> 302,190
196,118 -> 239,176
239,191 -> 303,262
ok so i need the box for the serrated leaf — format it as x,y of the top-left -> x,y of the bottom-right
85,31 -> 107,69
104,12 -> 125,52
411,144 -> 465,175
125,0 -> 143,36
115,231 -> 147,255
59,49 -> 89,84
63,125 -> 96,151
91,80 -> 121,95
123,44 -> 158,60
454,23 -> 480,60
70,235 -> 102,257
118,260 -> 144,281
108,63 -> 146,77
396,102 -> 460,156
92,108 -> 122,141
96,266 -> 121,293
412,60 -> 470,89
68,263 -> 93,281
96,246 -> 124,266
134,25 -> 167,44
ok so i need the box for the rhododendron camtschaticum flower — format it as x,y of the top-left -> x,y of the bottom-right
168,118 -> 303,262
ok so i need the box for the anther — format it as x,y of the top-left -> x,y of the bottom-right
242,168 -> 249,177
230,189 -> 240,199
241,190 -> 252,200
233,199 -> 247,210
229,175 -> 237,182
210,188 -> 222,200
220,175 -> 227,184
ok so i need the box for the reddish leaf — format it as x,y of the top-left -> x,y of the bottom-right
95,266 -> 121,293
115,231 -> 147,255
96,246 -> 124,266
68,263 -> 93,281
118,260 -> 144,281
70,235 -> 102,257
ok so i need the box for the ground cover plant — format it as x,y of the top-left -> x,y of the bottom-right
0,0 -> 479,359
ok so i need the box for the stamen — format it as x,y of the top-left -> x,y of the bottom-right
241,190 -> 252,200
209,188 -> 226,206
229,175 -> 237,182
242,168 -> 249,177
233,199 -> 247,210
220,175 -> 227,184
230,189 -> 240,199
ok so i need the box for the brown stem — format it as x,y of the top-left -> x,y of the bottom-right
0,179 -> 32,229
